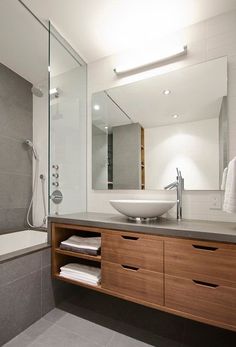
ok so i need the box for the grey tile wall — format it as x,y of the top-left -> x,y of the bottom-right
0,63 -> 32,233
0,247 -> 75,346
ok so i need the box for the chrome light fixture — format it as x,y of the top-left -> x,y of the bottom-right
114,45 -> 187,75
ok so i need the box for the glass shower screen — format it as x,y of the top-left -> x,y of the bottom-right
49,24 -> 87,215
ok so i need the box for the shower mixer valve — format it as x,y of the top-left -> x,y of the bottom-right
52,182 -> 59,187
52,164 -> 60,189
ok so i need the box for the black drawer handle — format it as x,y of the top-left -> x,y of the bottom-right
121,264 -> 139,271
121,235 -> 139,241
192,244 -> 218,251
192,279 -> 219,288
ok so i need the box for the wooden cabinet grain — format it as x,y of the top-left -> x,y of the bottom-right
51,222 -> 236,332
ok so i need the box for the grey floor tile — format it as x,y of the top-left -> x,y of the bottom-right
56,312 -> 115,346
107,332 -> 154,347
34,324 -> 99,347
3,332 -> 33,347
43,308 -> 68,323
109,322 -> 181,347
24,318 -> 54,339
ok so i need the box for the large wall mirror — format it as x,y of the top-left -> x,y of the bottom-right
92,57 -> 228,190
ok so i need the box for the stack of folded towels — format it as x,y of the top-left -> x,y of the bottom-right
60,235 -> 101,255
60,263 -> 101,285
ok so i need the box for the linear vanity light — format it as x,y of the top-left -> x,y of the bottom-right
114,45 -> 187,75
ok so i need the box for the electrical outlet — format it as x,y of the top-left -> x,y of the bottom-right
209,194 -> 222,210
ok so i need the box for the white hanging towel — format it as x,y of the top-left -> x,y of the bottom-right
223,157 -> 236,213
221,167 -> 228,190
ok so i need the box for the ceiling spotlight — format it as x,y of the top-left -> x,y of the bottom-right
163,89 -> 171,95
172,114 -> 179,119
104,126 -> 108,130
93,104 -> 100,111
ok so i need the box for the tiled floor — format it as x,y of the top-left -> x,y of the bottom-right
3,308 -> 158,347
3,289 -> 236,347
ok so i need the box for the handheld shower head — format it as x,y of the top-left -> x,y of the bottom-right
31,86 -> 43,98
24,139 -> 39,160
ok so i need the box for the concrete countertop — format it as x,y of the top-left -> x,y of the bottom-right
48,212 -> 236,243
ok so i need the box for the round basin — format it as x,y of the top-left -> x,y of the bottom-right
109,199 -> 176,219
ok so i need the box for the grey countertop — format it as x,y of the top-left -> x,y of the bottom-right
48,212 -> 236,243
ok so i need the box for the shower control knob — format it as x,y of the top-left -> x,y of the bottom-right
52,173 -> 59,178
52,182 -> 59,187
52,165 -> 59,170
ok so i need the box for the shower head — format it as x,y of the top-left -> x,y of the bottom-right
31,86 -> 43,98
24,139 -> 39,160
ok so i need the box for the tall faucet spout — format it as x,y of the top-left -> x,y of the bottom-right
164,168 -> 184,220
164,181 -> 177,190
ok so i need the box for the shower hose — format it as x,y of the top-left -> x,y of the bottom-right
26,157 -> 47,228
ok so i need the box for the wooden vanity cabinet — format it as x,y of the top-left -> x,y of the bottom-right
165,238 -> 236,330
51,223 -> 236,332
101,230 -> 164,305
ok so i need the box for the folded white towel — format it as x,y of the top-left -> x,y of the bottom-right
60,269 -> 101,281
60,271 -> 101,281
60,263 -> 101,280
221,167 -> 228,190
223,157 -> 236,213
61,236 -> 101,250
60,272 -> 101,285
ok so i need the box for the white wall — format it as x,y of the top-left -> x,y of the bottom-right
145,118 -> 219,190
50,66 -> 87,215
87,10 -> 236,222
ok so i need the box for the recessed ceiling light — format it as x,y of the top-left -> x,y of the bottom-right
172,114 -> 179,119
163,89 -> 171,95
93,104 -> 100,111
104,126 -> 108,130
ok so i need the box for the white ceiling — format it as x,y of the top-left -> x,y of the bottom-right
94,57 -> 227,128
0,0 -> 48,85
22,0 -> 236,62
0,0 -> 79,85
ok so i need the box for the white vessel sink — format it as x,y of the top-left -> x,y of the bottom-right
110,199 -> 176,220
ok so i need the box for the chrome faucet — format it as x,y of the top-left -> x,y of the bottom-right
164,168 -> 184,221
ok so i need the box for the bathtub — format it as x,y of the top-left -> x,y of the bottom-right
0,229 -> 48,260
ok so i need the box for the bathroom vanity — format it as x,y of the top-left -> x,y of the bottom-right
49,213 -> 236,332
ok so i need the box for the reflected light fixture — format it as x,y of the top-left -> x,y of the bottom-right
163,89 -> 171,95
172,114 -> 179,119
114,45 -> 187,75
93,104 -> 100,111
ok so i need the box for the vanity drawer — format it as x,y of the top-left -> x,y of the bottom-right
165,238 -> 236,283
165,274 -> 236,327
102,232 -> 163,272
102,261 -> 163,305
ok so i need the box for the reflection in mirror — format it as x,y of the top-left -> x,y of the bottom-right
92,57 -> 228,190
